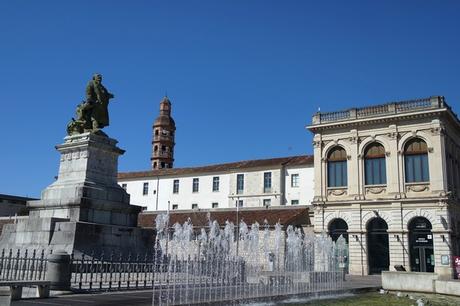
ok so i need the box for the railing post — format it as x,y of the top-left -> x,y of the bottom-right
0,286 -> 11,306
349,108 -> 357,120
430,96 -> 441,108
46,250 -> 71,291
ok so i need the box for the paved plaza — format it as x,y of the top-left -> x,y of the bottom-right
11,276 -> 381,306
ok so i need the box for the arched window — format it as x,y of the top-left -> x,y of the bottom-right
404,138 -> 429,183
364,143 -> 386,185
327,147 -> 347,187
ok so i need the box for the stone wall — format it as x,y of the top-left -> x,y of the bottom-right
382,271 -> 460,297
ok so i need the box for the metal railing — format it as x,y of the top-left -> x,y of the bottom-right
0,249 -> 47,281
313,96 -> 445,124
70,251 -> 156,291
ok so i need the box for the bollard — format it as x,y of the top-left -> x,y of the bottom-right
46,250 -> 71,291
0,286 -> 11,306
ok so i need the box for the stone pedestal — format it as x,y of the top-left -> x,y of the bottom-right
0,133 -> 153,256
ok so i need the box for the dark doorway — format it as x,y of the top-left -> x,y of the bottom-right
329,218 -> 349,273
329,218 -> 349,243
367,217 -> 390,274
409,217 -> 434,272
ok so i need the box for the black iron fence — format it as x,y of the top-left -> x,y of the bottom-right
70,251 -> 157,291
0,249 -> 47,281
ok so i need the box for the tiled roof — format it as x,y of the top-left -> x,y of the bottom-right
0,194 -> 37,203
119,155 -> 313,179
138,206 -> 310,229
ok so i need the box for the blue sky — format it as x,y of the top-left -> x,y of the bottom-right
1,1 -> 459,197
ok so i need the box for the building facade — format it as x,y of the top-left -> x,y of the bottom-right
118,156 -> 314,211
308,96 -> 460,277
117,95 -> 460,277
0,194 -> 35,217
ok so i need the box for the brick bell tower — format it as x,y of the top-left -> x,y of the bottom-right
151,96 -> 176,169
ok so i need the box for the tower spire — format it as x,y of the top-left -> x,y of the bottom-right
151,96 -> 176,170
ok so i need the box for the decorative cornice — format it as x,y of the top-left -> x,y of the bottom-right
308,110 -> 444,132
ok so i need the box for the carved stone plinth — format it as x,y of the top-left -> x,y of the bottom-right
29,133 -> 138,227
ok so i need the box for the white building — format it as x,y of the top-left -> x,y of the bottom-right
118,156 -> 314,211
308,96 -> 460,277
118,95 -> 460,278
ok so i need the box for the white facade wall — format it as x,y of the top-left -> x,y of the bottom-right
285,166 -> 314,206
118,163 -> 314,211
120,173 -> 230,211
228,167 -> 282,207
166,173 -> 230,210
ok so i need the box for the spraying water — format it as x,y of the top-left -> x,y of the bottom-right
152,214 -> 346,305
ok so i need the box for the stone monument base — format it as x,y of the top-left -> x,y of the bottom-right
0,133 -> 154,256
0,217 -> 153,256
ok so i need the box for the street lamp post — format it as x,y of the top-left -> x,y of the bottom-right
236,197 -> 239,257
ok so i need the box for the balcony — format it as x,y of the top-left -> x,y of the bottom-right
311,96 -> 448,125
153,151 -> 172,158
153,135 -> 174,142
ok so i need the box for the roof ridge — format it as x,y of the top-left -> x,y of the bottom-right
119,154 -> 313,179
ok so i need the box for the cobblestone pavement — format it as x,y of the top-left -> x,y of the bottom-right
11,275 -> 382,306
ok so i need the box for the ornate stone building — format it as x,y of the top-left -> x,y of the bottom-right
151,96 -> 176,170
308,96 -> 460,277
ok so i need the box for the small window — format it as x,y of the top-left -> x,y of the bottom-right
153,162 -> 157,169
237,200 -> 244,207
291,200 -> 299,205
291,174 -> 299,187
154,145 -> 158,152
237,174 -> 244,194
173,179 -> 179,194
192,203 -> 198,209
121,183 -> 127,191
263,172 -> 272,193
161,162 -> 165,168
172,204 -> 178,210
212,177 -> 220,192
212,202 -> 218,208
142,182 -> 149,195
193,178 -> 199,192
155,129 -> 159,136
263,199 -> 271,207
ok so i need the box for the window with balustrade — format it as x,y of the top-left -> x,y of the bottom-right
212,176 -> 220,192
291,174 -> 299,187
404,138 -> 429,183
173,179 -> 179,194
263,172 -> 272,193
327,147 -> 347,187
237,174 -> 244,194
192,178 -> 199,192
364,143 -> 387,185
142,182 -> 149,195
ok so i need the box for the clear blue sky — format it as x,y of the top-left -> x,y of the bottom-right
1,1 -> 459,197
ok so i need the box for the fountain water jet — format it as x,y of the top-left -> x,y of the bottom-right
152,214 -> 345,305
